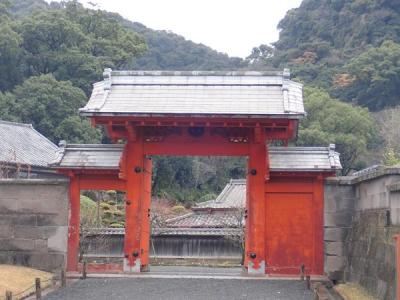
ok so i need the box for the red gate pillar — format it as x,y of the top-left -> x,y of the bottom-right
245,128 -> 268,274
67,176 -> 80,272
140,157 -> 152,271
123,133 -> 148,272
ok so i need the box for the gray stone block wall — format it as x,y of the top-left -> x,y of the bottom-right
345,210 -> 398,300
324,169 -> 400,300
324,179 -> 355,281
0,179 -> 69,272
356,175 -> 400,211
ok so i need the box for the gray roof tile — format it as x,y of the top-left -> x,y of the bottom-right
166,210 -> 243,228
80,69 -> 305,117
55,144 -> 342,172
197,179 -> 245,209
55,144 -> 123,169
0,120 -> 58,167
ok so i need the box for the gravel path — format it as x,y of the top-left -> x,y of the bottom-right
44,277 -> 314,300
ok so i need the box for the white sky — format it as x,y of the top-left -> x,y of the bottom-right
53,0 -> 303,58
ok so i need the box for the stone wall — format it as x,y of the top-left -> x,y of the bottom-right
324,167 -> 400,300
0,179 -> 69,272
324,178 -> 355,281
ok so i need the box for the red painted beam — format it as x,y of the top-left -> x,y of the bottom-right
90,117 -> 299,142
91,116 -> 297,128
143,142 -> 249,156
79,178 -> 126,191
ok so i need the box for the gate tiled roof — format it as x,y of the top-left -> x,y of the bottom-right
80,69 -> 305,118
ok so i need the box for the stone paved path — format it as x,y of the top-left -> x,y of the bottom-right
45,276 -> 314,300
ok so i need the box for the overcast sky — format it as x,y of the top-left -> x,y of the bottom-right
67,0 -> 302,58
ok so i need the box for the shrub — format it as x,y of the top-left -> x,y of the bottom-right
171,205 -> 186,214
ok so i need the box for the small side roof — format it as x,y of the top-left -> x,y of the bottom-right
196,179 -> 245,209
80,69 -> 305,118
54,144 -> 123,169
269,145 -> 341,172
0,120 -> 58,168
165,210 -> 242,228
54,144 -> 342,172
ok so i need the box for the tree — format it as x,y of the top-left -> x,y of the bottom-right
4,74 -> 98,143
333,41 -> 400,110
374,106 -> 400,153
55,116 -> 101,144
0,1 -> 24,90
15,2 -> 147,94
252,0 -> 400,110
246,44 -> 274,66
297,87 -> 377,174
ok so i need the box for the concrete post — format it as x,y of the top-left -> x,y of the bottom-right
395,235 -> 400,300
67,176 -> 80,271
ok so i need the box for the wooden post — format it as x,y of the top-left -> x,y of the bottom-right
306,275 -> 311,290
5,291 -> 12,300
61,269 -> 66,287
67,176 -> 80,272
82,261 -> 87,279
300,264 -> 305,280
395,235 -> 400,300
35,278 -> 41,300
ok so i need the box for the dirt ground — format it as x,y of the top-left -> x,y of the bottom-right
0,265 -> 53,299
335,283 -> 378,300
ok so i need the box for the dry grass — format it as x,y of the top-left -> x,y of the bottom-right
335,283 -> 378,300
0,265 -> 53,299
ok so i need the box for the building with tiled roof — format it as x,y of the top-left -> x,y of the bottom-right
163,180 -> 246,237
0,120 -> 59,178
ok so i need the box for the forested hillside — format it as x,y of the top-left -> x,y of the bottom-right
0,0 -> 398,204
128,22 -> 246,71
252,0 -> 400,111
0,0 -> 248,203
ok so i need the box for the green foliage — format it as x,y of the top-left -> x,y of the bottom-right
152,156 -> 245,205
298,87 -> 377,174
0,21 -> 23,90
80,194 -> 97,226
2,74 -> 98,143
0,1 -> 147,144
109,222 -> 124,228
171,205 -> 186,214
382,148 -> 400,166
55,116 -> 101,144
254,0 -> 400,110
16,2 -> 146,94
8,0 -> 48,17
333,40 -> 400,110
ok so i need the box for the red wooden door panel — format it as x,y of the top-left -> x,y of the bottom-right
266,192 -> 314,275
